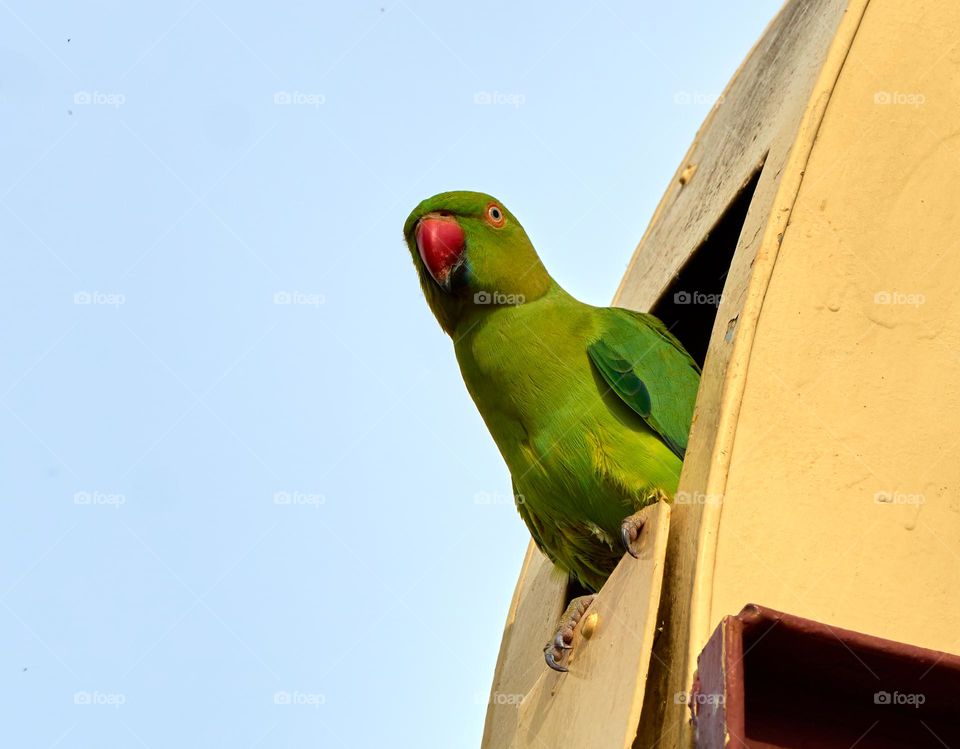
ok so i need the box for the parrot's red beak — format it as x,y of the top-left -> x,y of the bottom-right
415,215 -> 466,288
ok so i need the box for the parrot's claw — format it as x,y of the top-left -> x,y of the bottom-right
621,522 -> 640,558
543,594 -> 596,673
545,649 -> 568,672
621,495 -> 666,558
621,515 -> 645,558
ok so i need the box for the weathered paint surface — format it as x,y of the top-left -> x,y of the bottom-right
711,0 -> 960,651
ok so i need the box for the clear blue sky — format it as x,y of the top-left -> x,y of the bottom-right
1,2 -> 781,746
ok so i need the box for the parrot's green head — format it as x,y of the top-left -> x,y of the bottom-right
403,191 -> 553,334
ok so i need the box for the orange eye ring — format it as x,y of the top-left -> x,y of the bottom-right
486,203 -> 506,228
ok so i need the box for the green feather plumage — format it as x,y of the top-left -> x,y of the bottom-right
405,191 -> 701,591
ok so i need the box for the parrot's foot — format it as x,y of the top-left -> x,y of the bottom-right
544,594 -> 596,673
621,491 -> 668,558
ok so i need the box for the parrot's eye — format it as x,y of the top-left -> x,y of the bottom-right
486,204 -> 506,228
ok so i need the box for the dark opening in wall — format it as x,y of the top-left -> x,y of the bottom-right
649,165 -> 764,368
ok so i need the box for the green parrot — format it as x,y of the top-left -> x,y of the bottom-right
403,191 -> 700,670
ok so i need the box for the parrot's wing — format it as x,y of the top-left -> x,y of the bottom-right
587,309 -> 701,460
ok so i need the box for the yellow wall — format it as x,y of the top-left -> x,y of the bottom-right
710,0 -> 960,652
